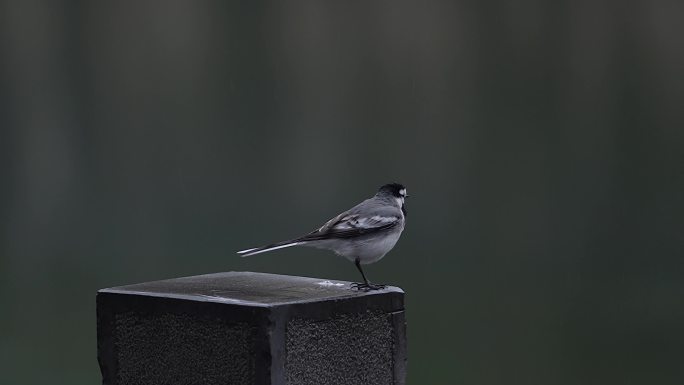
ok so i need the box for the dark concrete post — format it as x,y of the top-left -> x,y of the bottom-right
97,271 -> 406,385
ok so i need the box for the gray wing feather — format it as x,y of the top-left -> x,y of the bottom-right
299,198 -> 402,241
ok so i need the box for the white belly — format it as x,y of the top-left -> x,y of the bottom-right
309,226 -> 404,265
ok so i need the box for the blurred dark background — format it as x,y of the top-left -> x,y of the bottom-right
1,1 -> 683,384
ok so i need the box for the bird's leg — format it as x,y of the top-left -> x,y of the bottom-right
356,259 -> 370,286
351,259 -> 386,291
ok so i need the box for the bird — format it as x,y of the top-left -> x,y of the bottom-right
237,183 -> 408,291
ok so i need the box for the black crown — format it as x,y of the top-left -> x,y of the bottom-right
377,183 -> 406,197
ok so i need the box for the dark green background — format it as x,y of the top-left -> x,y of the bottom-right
1,1 -> 682,384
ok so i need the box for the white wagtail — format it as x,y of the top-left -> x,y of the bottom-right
237,183 -> 408,290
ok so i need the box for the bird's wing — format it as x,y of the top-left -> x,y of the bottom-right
300,207 -> 401,241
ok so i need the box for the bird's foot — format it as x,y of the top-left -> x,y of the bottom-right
350,282 -> 386,291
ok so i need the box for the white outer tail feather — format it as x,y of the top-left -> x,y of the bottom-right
237,242 -> 304,257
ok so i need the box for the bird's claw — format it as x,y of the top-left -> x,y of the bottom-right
350,282 -> 386,291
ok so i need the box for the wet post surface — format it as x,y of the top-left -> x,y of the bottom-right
97,271 -> 406,385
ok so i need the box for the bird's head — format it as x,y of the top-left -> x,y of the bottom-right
377,183 -> 408,210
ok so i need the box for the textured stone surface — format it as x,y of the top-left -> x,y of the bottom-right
286,311 -> 394,385
97,271 -> 406,385
115,312 -> 255,385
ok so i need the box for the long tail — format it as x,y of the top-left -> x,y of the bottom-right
237,239 -> 306,257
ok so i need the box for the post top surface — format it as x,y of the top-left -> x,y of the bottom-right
99,271 -> 403,307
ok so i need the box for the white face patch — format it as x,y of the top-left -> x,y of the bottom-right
399,188 -> 407,197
